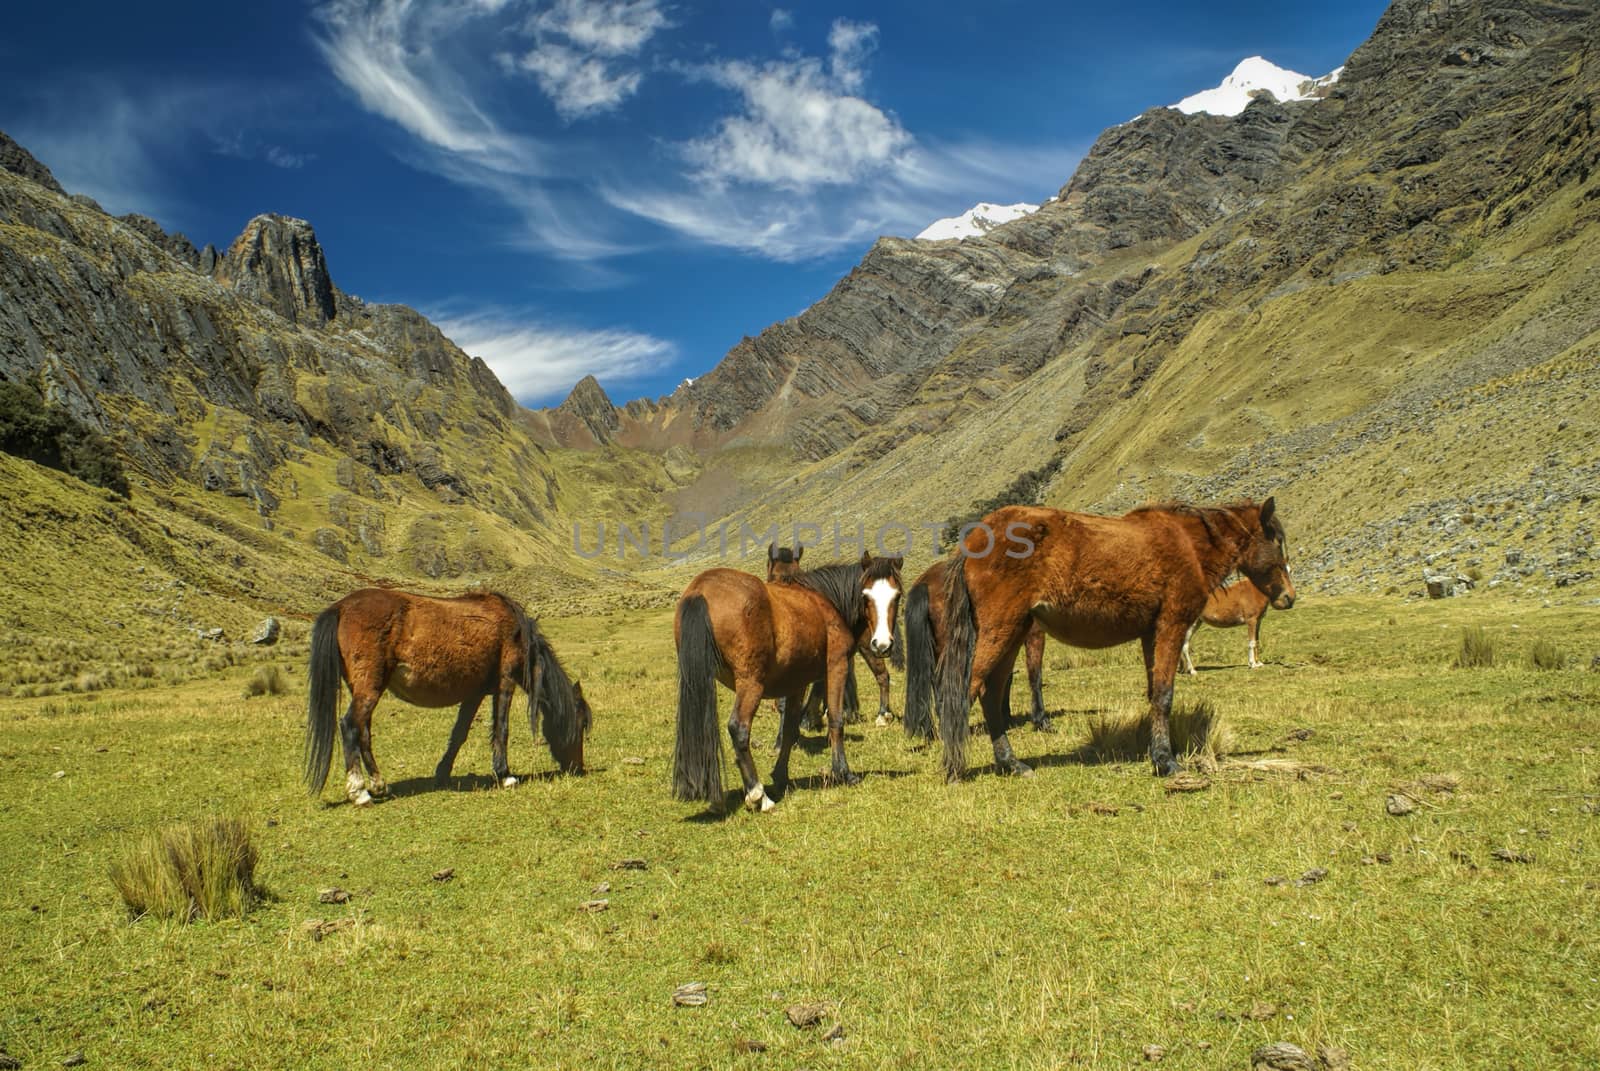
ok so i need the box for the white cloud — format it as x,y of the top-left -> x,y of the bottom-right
683,21 -> 910,192
826,19 -> 878,92
512,42 -> 644,120
531,0 -> 667,57
769,8 -> 794,33
314,0 -> 538,171
433,310 -> 677,402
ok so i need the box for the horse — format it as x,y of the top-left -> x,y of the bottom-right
674,551 -> 904,812
936,499 -> 1294,781
902,558 -> 1048,741
1181,575 -> 1275,674
767,544 -> 902,728
304,588 -> 591,805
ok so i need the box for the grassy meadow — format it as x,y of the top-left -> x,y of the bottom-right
1,594 -> 1597,1069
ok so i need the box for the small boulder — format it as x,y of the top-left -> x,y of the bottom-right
250,616 -> 281,646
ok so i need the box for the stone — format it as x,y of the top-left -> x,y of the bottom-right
1251,1042 -> 1317,1071
1386,794 -> 1417,817
250,616 -> 281,646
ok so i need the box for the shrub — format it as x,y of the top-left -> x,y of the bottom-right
243,665 -> 287,698
1529,640 -> 1567,671
110,817 -> 259,922
1084,700 -> 1232,763
1455,626 -> 1496,669
0,380 -> 129,498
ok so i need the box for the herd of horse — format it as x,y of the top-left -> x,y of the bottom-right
302,498 -> 1294,812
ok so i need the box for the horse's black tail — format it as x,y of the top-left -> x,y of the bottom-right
936,555 -> 977,782
903,581 -> 937,741
304,605 -> 342,796
673,595 -> 725,806
535,633 -> 585,769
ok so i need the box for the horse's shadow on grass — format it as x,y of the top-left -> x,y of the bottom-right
382,767 -> 576,800
681,769 -> 913,823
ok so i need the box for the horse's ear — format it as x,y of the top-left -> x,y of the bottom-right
1260,496 -> 1277,531
768,542 -> 777,561
573,680 -> 584,697
795,546 -> 803,561
860,549 -> 873,568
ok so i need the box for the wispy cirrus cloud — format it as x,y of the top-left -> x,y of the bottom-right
315,2 -> 1080,262
432,308 -> 676,402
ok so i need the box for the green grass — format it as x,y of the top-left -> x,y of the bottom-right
1,595 -> 1597,1068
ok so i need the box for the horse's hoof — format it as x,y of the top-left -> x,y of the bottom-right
1031,717 -> 1055,734
351,790 -> 375,807
874,713 -> 892,728
1152,757 -> 1181,777
842,772 -> 862,787
1006,760 -> 1034,777
501,775 -> 519,789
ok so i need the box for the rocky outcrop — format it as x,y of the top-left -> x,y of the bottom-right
214,214 -> 338,326
0,129 -> 64,194
556,374 -> 621,444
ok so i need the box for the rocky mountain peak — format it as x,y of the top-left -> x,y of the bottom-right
214,213 -> 338,326
557,374 -> 621,443
0,129 -> 65,195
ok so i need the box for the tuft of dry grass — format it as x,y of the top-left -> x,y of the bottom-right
1529,639 -> 1568,671
1083,699 -> 1233,764
242,665 -> 287,698
1455,625 -> 1496,669
109,817 -> 260,922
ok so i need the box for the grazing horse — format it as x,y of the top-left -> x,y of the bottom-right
767,544 -> 902,728
1181,575 -> 1275,674
902,558 -> 1048,741
305,588 -> 590,805
674,552 -> 904,812
936,499 -> 1294,781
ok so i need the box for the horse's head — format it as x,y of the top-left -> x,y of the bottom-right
1239,497 -> 1296,611
859,550 -> 904,657
767,543 -> 802,581
553,679 -> 593,775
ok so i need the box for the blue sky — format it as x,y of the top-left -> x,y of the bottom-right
0,0 -> 1389,405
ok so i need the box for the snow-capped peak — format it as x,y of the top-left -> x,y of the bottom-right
1173,56 -> 1341,117
916,201 -> 1037,242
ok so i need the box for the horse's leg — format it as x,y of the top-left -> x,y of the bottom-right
1181,622 -> 1199,676
983,647 -> 1032,776
728,682 -> 772,812
1248,615 -> 1263,669
824,651 -> 861,787
436,694 -> 483,785
491,676 -> 518,788
770,688 -> 807,799
340,688 -> 384,805
866,652 -> 893,726
1025,624 -> 1050,732
800,681 -> 825,733
1146,623 -> 1186,777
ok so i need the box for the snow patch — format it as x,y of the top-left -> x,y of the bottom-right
916,201 -> 1037,242
1173,57 -> 1341,117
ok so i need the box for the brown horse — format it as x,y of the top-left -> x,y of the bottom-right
674,552 -> 903,812
305,588 -> 590,805
936,499 -> 1294,780
1181,575 -> 1275,674
767,544 -> 903,728
903,558 -> 1048,741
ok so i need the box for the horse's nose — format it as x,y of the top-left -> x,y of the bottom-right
871,639 -> 891,655
1277,593 -> 1296,610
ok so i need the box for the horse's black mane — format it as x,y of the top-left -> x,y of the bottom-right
785,557 -> 901,625
770,545 -> 800,563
